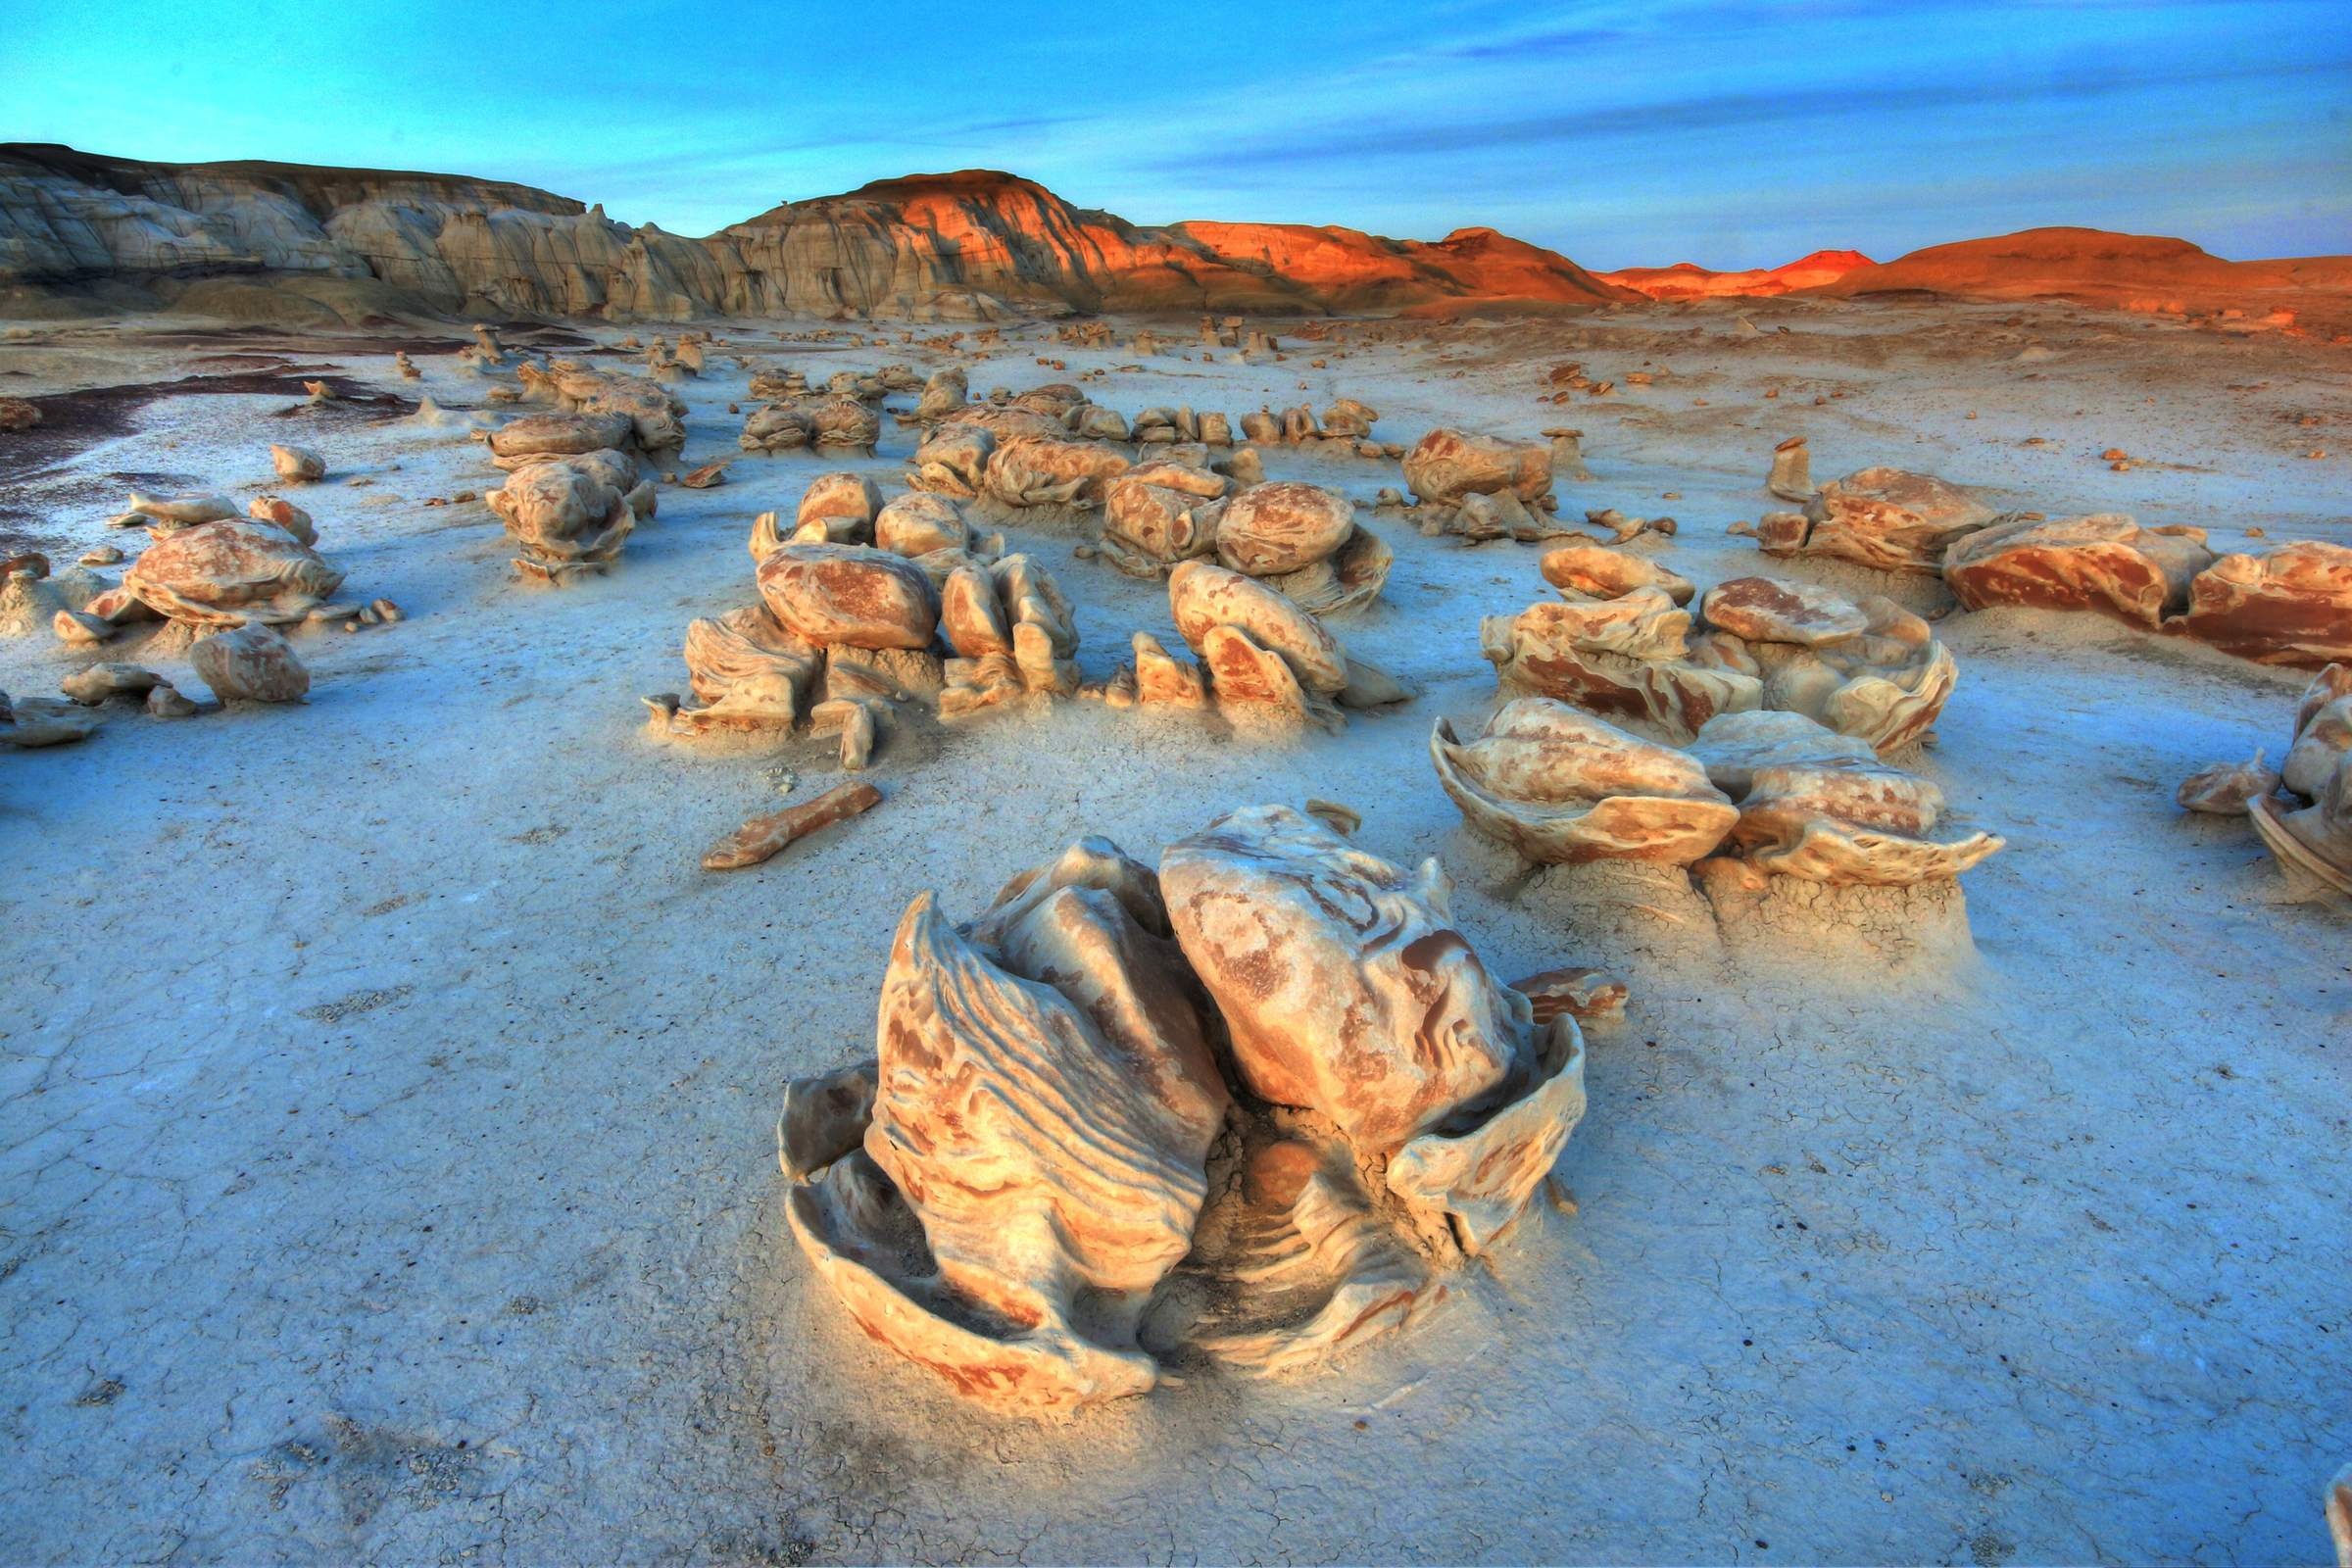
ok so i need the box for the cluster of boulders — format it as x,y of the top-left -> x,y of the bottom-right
479,371 -> 682,582
1750,449 -> 2352,666
1197,316 -> 1279,356
648,472 -> 1082,763
780,804 -> 1592,1417
1950,523 -> 2352,666
1396,427 -> 1590,542
1102,473 -> 1392,615
1484,555 -> 1956,751
40,490 -> 370,658
1108,562 -> 1411,733
513,361 -> 687,456
1,469 -> 406,742
2180,662 -> 2351,899
737,363 -> 911,455
1434,699 -> 2003,887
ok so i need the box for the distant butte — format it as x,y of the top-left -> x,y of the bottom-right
1,144 -> 2345,331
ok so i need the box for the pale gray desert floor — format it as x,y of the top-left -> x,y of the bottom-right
2,299 -> 2348,1565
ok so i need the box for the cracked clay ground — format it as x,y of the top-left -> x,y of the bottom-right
1,298 -> 2347,1564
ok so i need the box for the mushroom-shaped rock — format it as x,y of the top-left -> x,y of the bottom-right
1168,562 -> 1347,697
122,519 -> 346,626
1693,711 -> 2003,885
2172,542 -> 2352,666
1943,514 -> 2215,628
794,472 -> 884,545
1540,545 -> 1695,606
1214,483 -> 1354,576
1786,467 -> 1999,573
874,493 -> 973,559
1161,805 -> 1526,1154
192,622 -> 310,704
1401,428 -> 1552,508
1431,699 -> 1738,865
487,463 -> 634,583
756,543 -> 941,650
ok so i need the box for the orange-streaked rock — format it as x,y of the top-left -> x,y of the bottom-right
2172,541 -> 2352,666
1943,514 -> 2215,628
1431,700 -> 1738,865
122,517 -> 346,626
756,543 -> 940,650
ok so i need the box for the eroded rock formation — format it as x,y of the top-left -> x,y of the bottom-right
1944,514 -> 2215,627
781,807 -> 1591,1416
1400,428 -> 1568,541
1755,466 -> 1998,574
1432,701 -> 1738,865
0,148 -> 1636,321
2189,662 -> 2352,899
1483,564 -> 1957,751
1145,562 -> 1408,732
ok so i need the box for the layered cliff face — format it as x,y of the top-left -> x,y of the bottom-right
1596,249 -> 1873,300
0,146 -> 1637,323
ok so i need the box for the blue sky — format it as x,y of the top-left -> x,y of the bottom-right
3,0 -> 2346,269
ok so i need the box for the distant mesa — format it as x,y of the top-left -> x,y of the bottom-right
1806,226 -> 2352,324
2,144 -> 2344,330
1596,249 -> 1875,300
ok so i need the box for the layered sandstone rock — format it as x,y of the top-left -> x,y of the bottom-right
0,147 -> 1636,321
2171,541 -> 2352,666
1758,466 -> 1999,574
1431,700 -> 1738,865
488,461 -> 636,583
780,810 -> 1592,1414
1401,429 -> 1563,541
1943,514 -> 2215,627
1693,711 -> 2004,885
121,518 -> 345,627
1483,568 -> 1956,751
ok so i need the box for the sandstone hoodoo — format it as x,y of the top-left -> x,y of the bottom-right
782,806 -> 1591,1416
